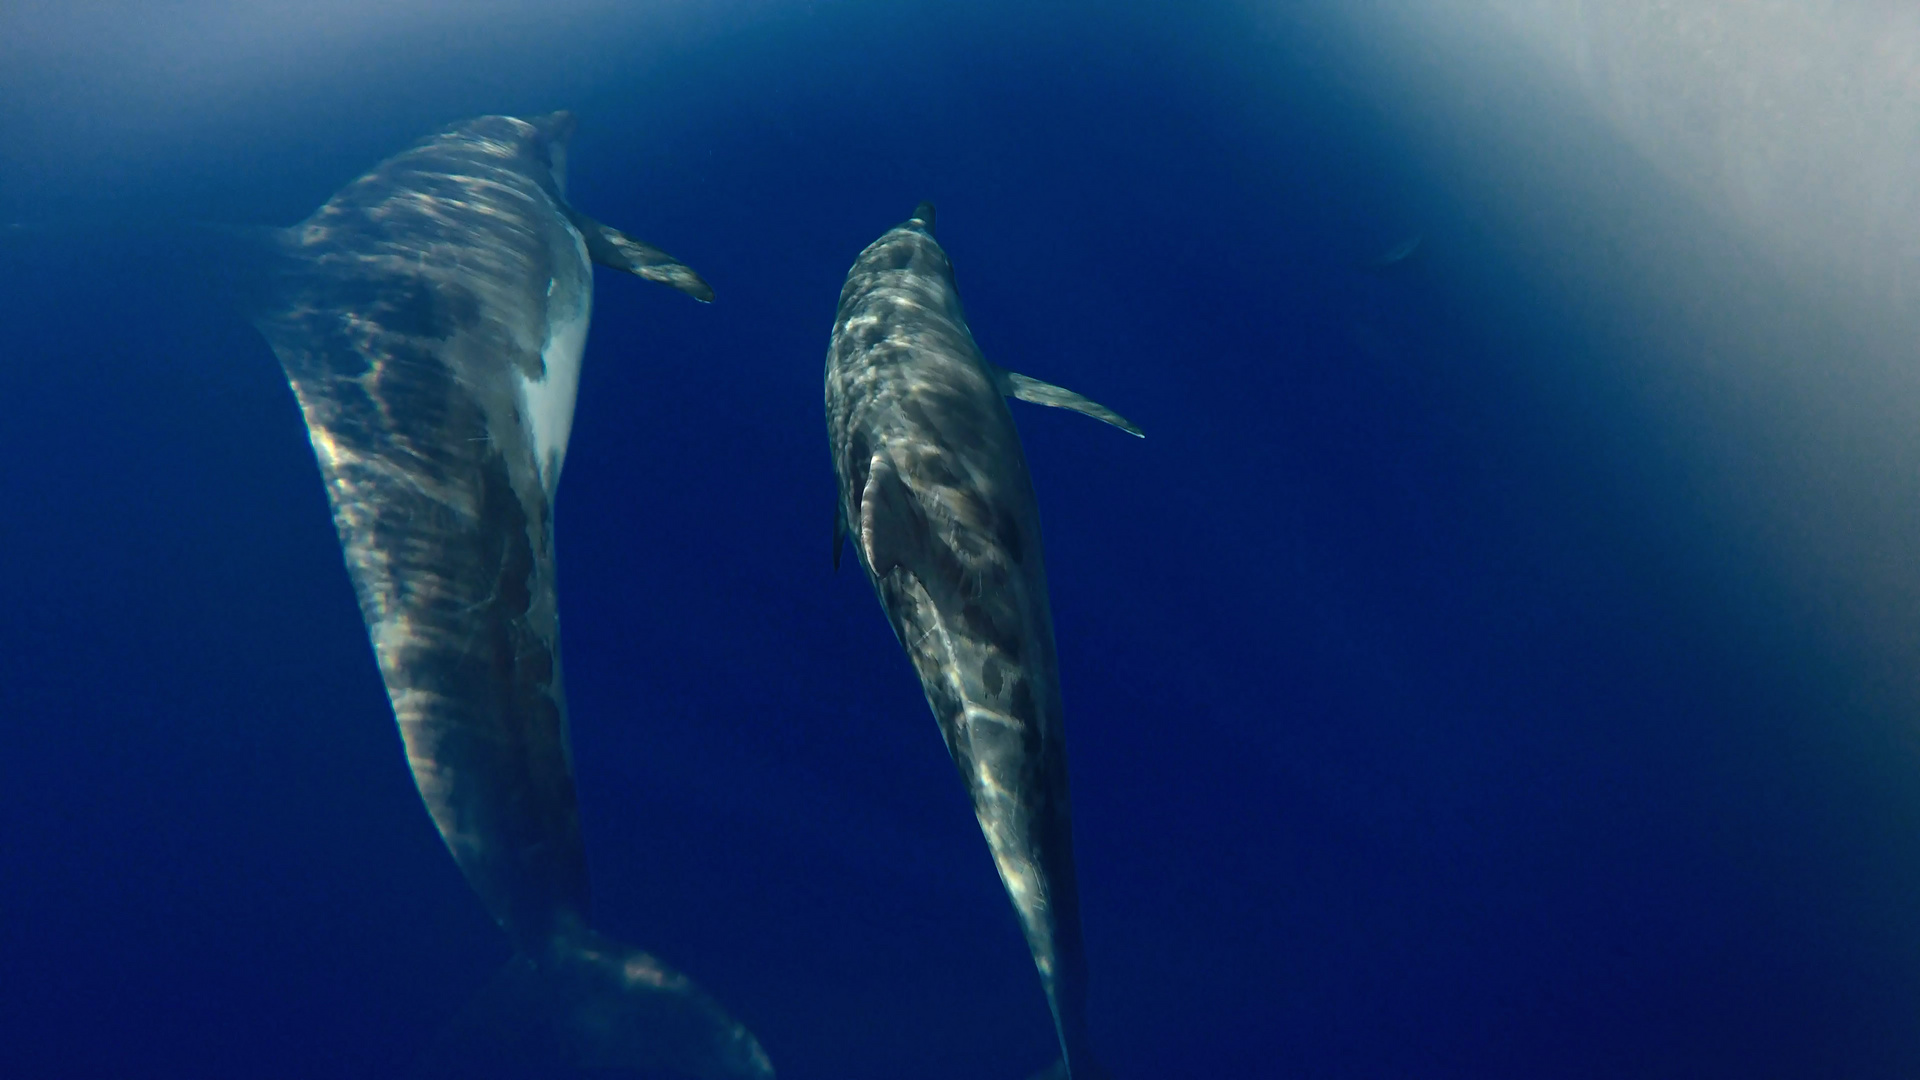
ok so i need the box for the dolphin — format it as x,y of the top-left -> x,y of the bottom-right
824,203 -> 1139,1080
250,111 -> 768,1078
1361,231 -> 1424,274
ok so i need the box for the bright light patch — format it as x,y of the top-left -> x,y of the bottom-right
522,285 -> 589,496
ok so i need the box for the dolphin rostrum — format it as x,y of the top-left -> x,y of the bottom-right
251,111 -> 768,1078
824,203 -> 1140,1079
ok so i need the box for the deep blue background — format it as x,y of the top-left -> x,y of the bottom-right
6,2 -> 1920,1077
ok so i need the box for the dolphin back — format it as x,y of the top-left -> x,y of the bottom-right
825,207 -> 1105,1078
253,132 -> 592,945
254,114 -> 769,1076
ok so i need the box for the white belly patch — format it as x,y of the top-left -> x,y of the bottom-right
520,277 -> 590,495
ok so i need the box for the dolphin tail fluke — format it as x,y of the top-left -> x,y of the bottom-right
993,368 -> 1144,438
418,928 -> 773,1079
566,208 -> 715,302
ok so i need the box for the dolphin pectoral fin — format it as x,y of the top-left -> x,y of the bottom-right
566,208 -> 714,302
994,369 -> 1144,437
418,929 -> 773,1080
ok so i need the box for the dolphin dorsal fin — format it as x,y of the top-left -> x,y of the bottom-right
565,207 -> 714,302
992,367 -> 1144,437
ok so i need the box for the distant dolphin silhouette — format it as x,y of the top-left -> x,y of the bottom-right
825,202 -> 1139,1080
1361,231 -> 1425,273
250,111 -> 768,1078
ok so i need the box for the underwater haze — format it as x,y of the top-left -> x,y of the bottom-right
7,1 -> 1920,1076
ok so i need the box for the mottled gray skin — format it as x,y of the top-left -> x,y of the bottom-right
253,112 -> 768,1078
825,205 -> 1137,1080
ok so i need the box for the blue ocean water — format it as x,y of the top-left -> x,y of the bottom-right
7,2 -> 1920,1077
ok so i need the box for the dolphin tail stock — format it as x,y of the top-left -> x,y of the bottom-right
991,367 -> 1145,438
417,925 -> 774,1080
565,207 -> 715,303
